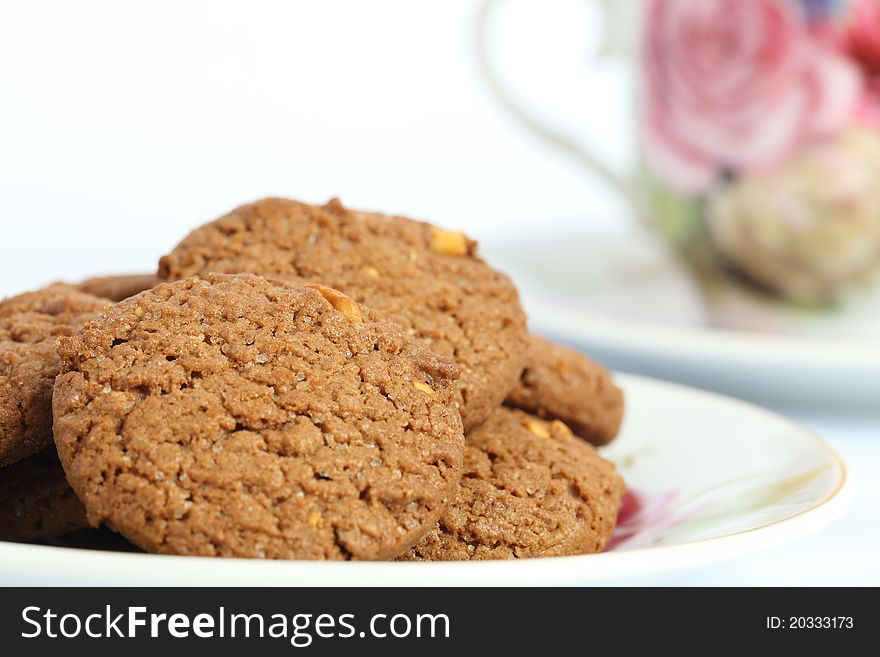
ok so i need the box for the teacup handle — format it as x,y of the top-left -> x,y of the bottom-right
475,0 -> 648,224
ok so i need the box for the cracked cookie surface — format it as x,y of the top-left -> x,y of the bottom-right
0,284 -> 111,466
157,197 -> 529,431
52,274 -> 465,560
505,336 -> 624,446
399,407 -> 624,561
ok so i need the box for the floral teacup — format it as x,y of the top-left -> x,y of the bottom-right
478,0 -> 880,336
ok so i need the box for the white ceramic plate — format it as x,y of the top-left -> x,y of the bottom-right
529,309 -> 880,410
0,375 -> 850,586
484,234 -> 880,409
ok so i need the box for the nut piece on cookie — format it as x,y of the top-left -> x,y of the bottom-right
52,274 -> 465,560
429,227 -> 471,257
522,416 -> 551,438
399,407 -> 625,561
505,336 -> 624,446
0,284 -> 110,466
305,284 -> 363,324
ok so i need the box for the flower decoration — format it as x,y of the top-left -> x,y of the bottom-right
708,128 -> 880,301
642,0 -> 880,303
642,0 -> 860,194
844,0 -> 880,75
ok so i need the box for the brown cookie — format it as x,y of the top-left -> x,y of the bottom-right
52,274 -> 465,560
0,449 -> 88,541
399,407 -> 624,561
0,284 -> 111,467
157,197 -> 529,431
505,336 -> 624,446
77,273 -> 159,302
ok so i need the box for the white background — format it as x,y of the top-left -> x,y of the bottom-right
1,0 -> 877,586
0,0 -> 631,295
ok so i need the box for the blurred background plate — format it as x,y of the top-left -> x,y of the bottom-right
485,231 -> 880,410
0,374 -> 850,586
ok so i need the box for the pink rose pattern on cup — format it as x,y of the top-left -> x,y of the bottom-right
642,0 -> 860,193
847,1 -> 880,127
642,0 -> 880,303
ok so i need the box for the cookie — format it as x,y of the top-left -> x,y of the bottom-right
399,407 -> 624,561
505,336 -> 624,446
0,449 -> 88,541
52,274 -> 465,560
0,284 -> 111,466
77,273 -> 159,302
157,197 -> 529,431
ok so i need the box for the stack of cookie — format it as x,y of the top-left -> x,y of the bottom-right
1,198 -> 625,560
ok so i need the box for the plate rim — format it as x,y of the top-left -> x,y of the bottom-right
528,306 -> 880,370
